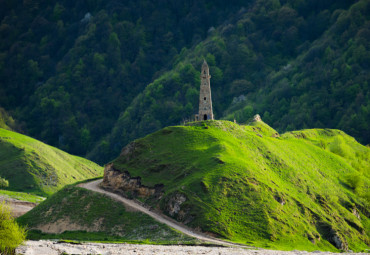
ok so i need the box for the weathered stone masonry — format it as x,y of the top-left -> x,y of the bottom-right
196,60 -> 214,121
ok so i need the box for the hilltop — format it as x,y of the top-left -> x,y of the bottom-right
101,120 -> 369,251
0,128 -> 103,196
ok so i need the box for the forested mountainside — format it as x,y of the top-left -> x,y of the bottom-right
0,0 -> 369,164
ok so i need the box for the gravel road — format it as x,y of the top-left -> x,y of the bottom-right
16,240 -> 368,255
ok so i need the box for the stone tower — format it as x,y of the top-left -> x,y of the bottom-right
197,60 -> 214,121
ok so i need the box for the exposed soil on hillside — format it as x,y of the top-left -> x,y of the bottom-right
0,196 -> 36,217
36,217 -> 104,234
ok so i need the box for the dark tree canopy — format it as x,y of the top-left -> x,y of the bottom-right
0,0 -> 368,164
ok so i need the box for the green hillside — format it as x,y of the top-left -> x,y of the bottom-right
0,128 -> 103,196
0,190 -> 45,203
17,184 -> 196,244
108,120 -> 369,251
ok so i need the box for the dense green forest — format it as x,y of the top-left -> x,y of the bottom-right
0,0 -> 369,164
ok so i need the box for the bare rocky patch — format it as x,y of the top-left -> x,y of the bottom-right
0,196 -> 37,217
34,217 -> 104,234
101,163 -> 164,199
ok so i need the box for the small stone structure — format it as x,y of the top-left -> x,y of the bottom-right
195,60 -> 214,121
253,114 -> 262,122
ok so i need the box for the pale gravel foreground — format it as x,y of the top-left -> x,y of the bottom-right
16,241 -> 367,255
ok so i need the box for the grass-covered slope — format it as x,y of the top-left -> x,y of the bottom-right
111,120 -> 369,251
0,190 -> 45,203
0,128 -> 103,196
17,185 -> 196,244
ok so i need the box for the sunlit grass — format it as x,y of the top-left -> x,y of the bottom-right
111,120 -> 369,252
0,189 -> 45,203
0,128 -> 103,196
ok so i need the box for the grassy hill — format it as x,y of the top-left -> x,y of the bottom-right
17,184 -> 197,244
0,128 -> 103,196
107,120 -> 369,251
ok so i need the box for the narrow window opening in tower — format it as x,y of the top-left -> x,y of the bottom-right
204,114 -> 207,120
204,97 -> 206,100
204,71 -> 206,74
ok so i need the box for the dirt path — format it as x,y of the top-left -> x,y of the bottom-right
79,179 -> 246,247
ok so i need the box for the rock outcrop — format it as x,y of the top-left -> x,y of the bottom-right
164,192 -> 194,224
253,114 -> 262,122
330,231 -> 348,251
166,193 -> 187,217
101,163 -> 163,199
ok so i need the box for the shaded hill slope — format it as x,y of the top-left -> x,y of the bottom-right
0,128 -> 103,196
17,184 -> 196,244
102,120 -> 369,251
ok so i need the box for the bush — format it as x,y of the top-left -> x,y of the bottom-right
0,202 -> 26,255
0,177 -> 9,188
345,172 -> 366,196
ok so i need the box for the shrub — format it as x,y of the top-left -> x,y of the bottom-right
345,173 -> 366,196
0,202 -> 26,255
0,177 -> 9,188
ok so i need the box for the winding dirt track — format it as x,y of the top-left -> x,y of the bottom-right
79,179 -> 247,247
